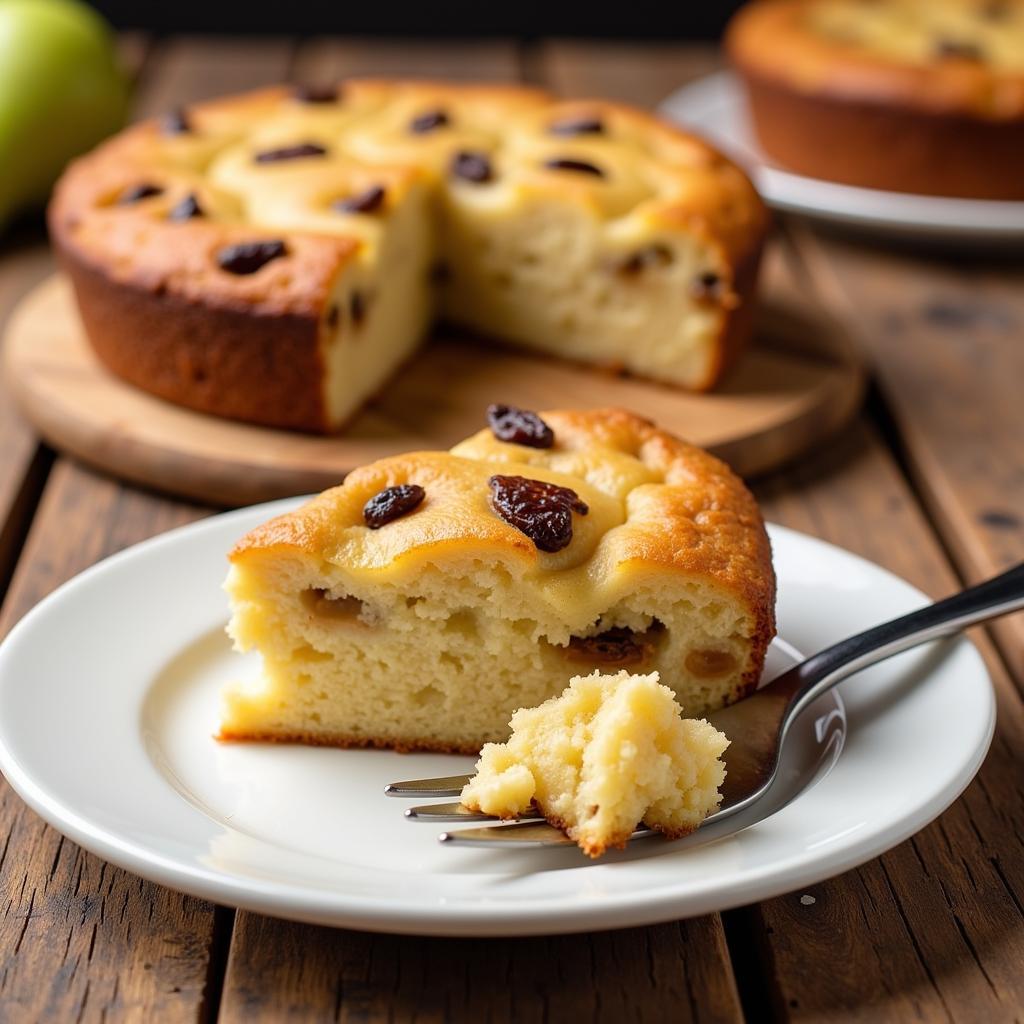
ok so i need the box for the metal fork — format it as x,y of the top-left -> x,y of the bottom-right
386,562 -> 1024,848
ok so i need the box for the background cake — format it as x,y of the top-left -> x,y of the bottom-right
727,0 -> 1024,199
48,79 -> 768,432
223,407 -> 775,752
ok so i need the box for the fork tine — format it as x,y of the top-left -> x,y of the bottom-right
439,821 -> 578,847
404,801 -> 543,823
384,773 -> 472,797
438,821 -> 659,847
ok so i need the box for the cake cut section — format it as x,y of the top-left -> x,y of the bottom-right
221,408 -> 775,753
460,669 -> 730,857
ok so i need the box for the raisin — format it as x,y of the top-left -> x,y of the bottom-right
409,109 -> 450,133
254,142 -> 328,164
117,183 -> 163,205
487,404 -> 554,448
543,157 -> 605,177
981,1 -> 1010,20
350,291 -> 367,326
334,185 -> 387,215
685,648 -> 737,678
363,484 -> 426,528
691,271 -> 724,301
934,38 -> 984,60
216,240 -> 288,275
168,193 -> 203,221
325,304 -> 340,329
619,244 -> 673,275
567,621 -> 664,665
161,109 -> 191,135
488,475 -> 588,553
549,115 -> 604,136
451,151 -> 493,183
568,628 -> 646,664
293,83 -> 339,103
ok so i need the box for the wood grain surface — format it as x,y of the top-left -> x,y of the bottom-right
788,224 -> 1024,688
0,33 -> 1022,1024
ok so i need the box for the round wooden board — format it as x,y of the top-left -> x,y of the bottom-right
4,275 -> 864,507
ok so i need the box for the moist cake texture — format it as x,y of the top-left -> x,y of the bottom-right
460,669 -> 730,857
49,79 -> 768,431
222,407 -> 775,753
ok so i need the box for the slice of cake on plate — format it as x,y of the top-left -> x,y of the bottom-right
460,669 -> 730,857
222,406 -> 775,752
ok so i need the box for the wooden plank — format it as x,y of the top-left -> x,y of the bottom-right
218,38 -> 745,1024
0,232 -> 52,602
132,36 -> 297,115
753,417 -> 1024,1023
0,34 -> 152,601
221,915 -> 742,1024
0,462 -> 215,1023
294,37 -> 521,82
0,35 -> 295,1023
540,38 -> 1024,1024
537,40 -> 721,100
786,226 -> 1024,687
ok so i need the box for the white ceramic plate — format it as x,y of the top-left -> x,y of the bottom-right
0,500 -> 995,936
660,71 -> 1024,245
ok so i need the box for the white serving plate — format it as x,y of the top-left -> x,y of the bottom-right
0,500 -> 995,936
660,71 -> 1024,245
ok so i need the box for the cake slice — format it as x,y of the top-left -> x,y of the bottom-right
222,407 -> 775,752
461,669 -> 730,857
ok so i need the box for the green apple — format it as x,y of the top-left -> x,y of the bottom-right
0,0 -> 129,230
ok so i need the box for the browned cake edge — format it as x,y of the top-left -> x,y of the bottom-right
543,809 -> 700,858
216,727 -> 483,755
52,236 -> 331,433
706,232 -> 764,388
734,65 -> 1024,200
726,0 -> 1024,199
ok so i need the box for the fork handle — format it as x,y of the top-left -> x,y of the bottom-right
784,560 -> 1024,722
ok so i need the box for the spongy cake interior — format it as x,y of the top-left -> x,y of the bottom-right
225,551 -> 753,752
460,669 -> 730,856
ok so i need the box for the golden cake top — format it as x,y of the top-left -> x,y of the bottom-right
231,407 -> 776,642
728,0 -> 1024,119
49,78 -> 766,317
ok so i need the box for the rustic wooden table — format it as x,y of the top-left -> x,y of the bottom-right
1,36 -> 1022,1023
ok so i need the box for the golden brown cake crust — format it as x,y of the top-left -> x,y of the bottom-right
48,79 -> 769,430
56,244 -> 332,432
217,727 -> 481,755
727,0 -> 1024,198
543,810 -> 698,858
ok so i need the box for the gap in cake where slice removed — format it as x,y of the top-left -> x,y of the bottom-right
221,407 -> 775,755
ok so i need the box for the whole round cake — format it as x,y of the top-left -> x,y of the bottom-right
223,406 -> 776,753
48,79 -> 768,433
727,0 -> 1024,198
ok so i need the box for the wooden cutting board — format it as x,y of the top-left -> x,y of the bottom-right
3,274 -> 863,507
